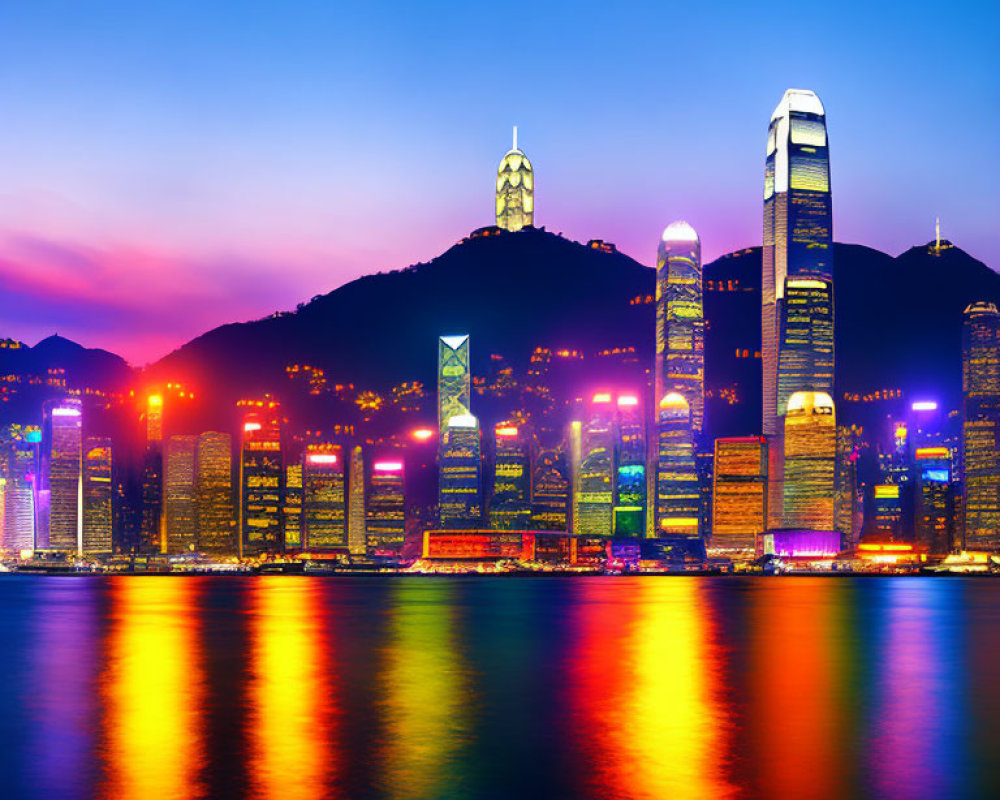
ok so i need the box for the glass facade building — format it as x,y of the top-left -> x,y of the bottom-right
1,427 -> 38,553
196,431 -> 233,555
439,414 -> 482,528
783,391 -> 836,531
45,401 -> 83,553
240,406 -> 283,556
655,392 -> 700,536
495,127 -> 533,232
165,434 -> 197,554
366,455 -> 406,555
711,437 -> 767,554
438,335 -> 471,442
489,425 -> 531,530
531,446 -> 569,531
303,449 -> 347,550
574,395 -> 615,537
614,395 -> 646,537
348,445 -> 368,556
82,437 -> 112,554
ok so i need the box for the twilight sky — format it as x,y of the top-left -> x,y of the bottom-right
0,0 -> 997,364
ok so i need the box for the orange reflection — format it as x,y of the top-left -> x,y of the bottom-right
378,580 -> 471,800
249,577 -> 337,800
749,579 -> 849,800
570,577 -> 732,799
101,576 -> 204,800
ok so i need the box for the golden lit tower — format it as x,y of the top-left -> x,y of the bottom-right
495,126 -> 534,232
783,391 -> 836,531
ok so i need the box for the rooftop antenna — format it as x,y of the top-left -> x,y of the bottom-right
513,125 -> 518,151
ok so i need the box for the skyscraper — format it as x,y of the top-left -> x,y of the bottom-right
531,446 -> 569,531
1,426 -> 39,553
196,431 -> 233,555
495,126 -> 533,232
914,446 -> 953,553
575,394 -> 615,537
302,449 -> 347,550
165,435 -> 197,554
140,394 -> 165,552
240,404 -> 283,556
438,414 -> 482,528
438,335 -> 471,440
711,437 -> 767,554
762,89 -> 833,528
654,392 -> 701,536
614,395 -> 646,536
655,221 -> 704,437
366,455 -> 406,555
348,445 -> 368,556
489,425 -> 531,530
961,301 -> 1000,549
45,401 -> 83,553
783,391 -> 836,531
283,459 -> 303,548
82,437 -> 113,555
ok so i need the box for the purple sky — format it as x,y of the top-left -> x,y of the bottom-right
0,1 -> 997,364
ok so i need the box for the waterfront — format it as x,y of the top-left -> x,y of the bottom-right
0,576 -> 998,800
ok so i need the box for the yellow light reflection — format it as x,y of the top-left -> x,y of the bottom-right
250,577 -> 335,800
101,576 -> 204,800
378,580 -> 470,800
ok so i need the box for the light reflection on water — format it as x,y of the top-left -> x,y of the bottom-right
0,575 -> 996,800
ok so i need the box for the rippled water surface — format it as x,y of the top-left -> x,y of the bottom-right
1,575 -> 998,800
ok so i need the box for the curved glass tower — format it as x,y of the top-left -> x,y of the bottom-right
495,126 -> 534,232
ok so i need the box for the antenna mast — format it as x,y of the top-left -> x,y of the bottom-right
513,125 -> 518,151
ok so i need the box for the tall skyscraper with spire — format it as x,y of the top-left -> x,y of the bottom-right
762,89 -> 834,529
495,127 -> 534,232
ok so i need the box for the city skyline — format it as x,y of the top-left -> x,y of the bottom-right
0,1 -> 998,363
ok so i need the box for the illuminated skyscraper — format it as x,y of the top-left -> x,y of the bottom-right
438,414 -> 482,528
495,126 -> 533,232
711,437 -> 767,555
1,426 -> 39,553
531,446 -> 569,531
777,278 -> 834,420
302,449 -> 347,550
762,89 -> 833,437
574,394 -> 615,537
366,455 -> 406,555
438,335 -> 471,440
196,431 -> 233,554
45,401 -> 82,553
140,394 -> 165,552
283,459 -> 303,548
489,425 -> 531,530
239,403 -> 283,556
614,395 -> 646,536
961,301 -> 1000,549
654,392 -> 701,536
655,221 -> 704,437
914,446 -> 953,553
834,426 -> 861,548
872,484 -> 903,540
165,435 -> 197,554
783,391 -> 836,531
82,437 -> 112,554
348,445 -> 368,556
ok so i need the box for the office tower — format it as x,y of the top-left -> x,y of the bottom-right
438,414 -> 482,528
834,427 -> 860,548
45,401 -> 83,553
531,446 -> 569,531
240,405 -> 283,556
763,90 -> 833,529
489,425 -> 531,530
614,395 -> 646,536
655,221 -> 704,437
284,460 -> 303,548
654,392 -> 701,536
711,437 -> 768,554
872,484 -> 903,539
962,301 -> 1000,549
1,427 -> 39,553
302,448 -> 347,550
495,126 -> 533,232
914,446 -> 953,553
196,432 -> 233,555
438,335 -> 471,441
783,391 -> 836,530
82,437 -> 112,554
348,445 -> 367,556
164,435 -> 197,554
569,420 -> 582,534
574,394 -> 615,537
140,394 -> 165,552
366,455 -> 406,555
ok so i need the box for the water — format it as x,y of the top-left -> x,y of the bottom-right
0,575 -> 998,800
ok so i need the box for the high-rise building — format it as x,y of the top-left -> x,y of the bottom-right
914,446 -> 953,553
495,126 -> 533,232
614,395 -> 646,537
240,404 -> 283,556
438,335 -> 471,441
834,426 -> 861,548
366,455 -> 406,555
783,391 -> 836,531
1,426 -> 39,553
531,446 -> 569,531
711,437 -> 768,555
655,221 -> 704,437
283,460 -> 303,548
348,445 -> 368,556
654,392 -> 700,536
164,435 -> 197,554
574,394 -> 615,537
438,414 -> 482,528
302,449 -> 347,550
140,394 -> 165,552
872,484 -> 903,540
82,437 -> 112,554
962,301 -> 1000,549
45,401 -> 83,553
777,278 -> 834,421
196,431 -> 233,555
489,425 -> 531,530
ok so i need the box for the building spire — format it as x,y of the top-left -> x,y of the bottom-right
935,216 -> 941,251
513,125 -> 518,151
